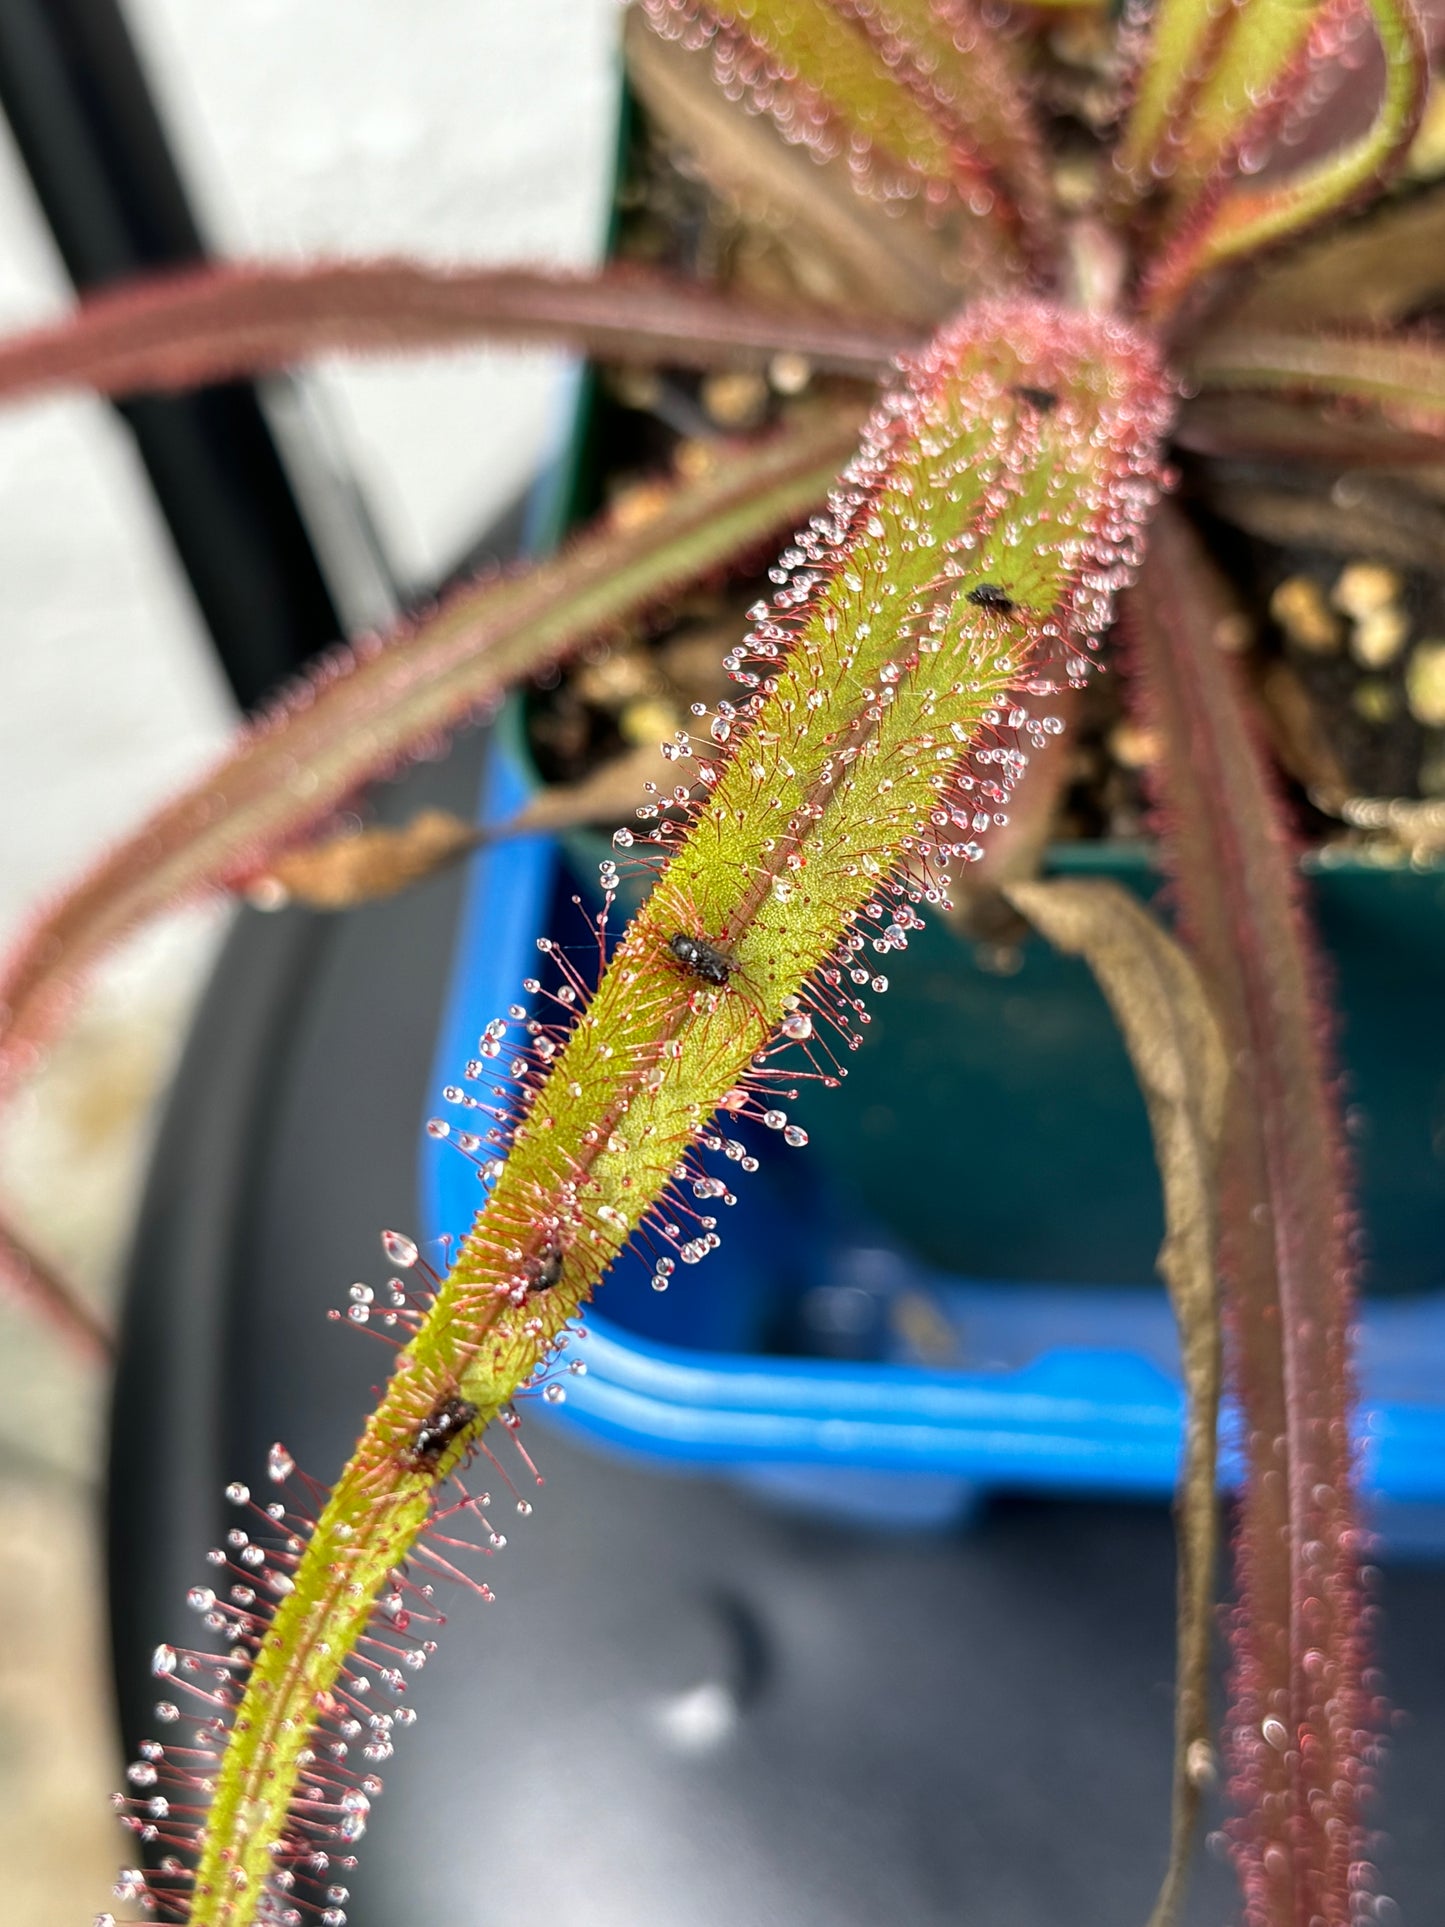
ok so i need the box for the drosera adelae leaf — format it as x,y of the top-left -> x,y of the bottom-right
112,301 -> 1172,1926
1126,504 -> 1375,1927
825,0 -> 1058,258
1115,0 -> 1324,212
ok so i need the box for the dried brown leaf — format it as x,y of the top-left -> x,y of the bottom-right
1007,876 -> 1225,1927
255,810 -> 483,911
255,740 -> 675,910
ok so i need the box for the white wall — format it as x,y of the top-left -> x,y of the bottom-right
0,0 -> 619,949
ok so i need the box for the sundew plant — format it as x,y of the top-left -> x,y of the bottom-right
0,3 -> 1442,1923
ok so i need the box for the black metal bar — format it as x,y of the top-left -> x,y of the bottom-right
0,0 -> 344,708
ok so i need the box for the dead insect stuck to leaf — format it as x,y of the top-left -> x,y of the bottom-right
966,583 -> 1016,614
400,1395 -> 479,1472
529,1241 -> 565,1293
667,930 -> 736,987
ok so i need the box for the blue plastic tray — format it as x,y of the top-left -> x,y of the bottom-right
421,747 -> 1445,1551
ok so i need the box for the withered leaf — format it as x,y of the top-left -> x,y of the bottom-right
1006,877 -> 1227,1927
255,743 -> 674,911
256,810 -> 482,911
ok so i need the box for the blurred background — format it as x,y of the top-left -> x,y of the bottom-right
0,3 -> 615,1916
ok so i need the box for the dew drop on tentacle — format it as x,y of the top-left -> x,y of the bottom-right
381,1229 -> 419,1269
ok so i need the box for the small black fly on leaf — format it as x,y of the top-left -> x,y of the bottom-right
966,583 -> 1016,614
668,931 -> 735,987
401,1394 -> 479,1472
1013,385 -> 1059,413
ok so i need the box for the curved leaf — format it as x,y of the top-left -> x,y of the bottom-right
1117,0 -> 1321,200
1009,876 -> 1225,1927
0,259 -> 911,405
1141,0 -> 1427,321
0,405 -> 864,1103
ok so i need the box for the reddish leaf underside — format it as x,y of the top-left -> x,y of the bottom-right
1127,504 -> 1372,1927
0,259 -> 911,404
0,407 -> 863,1097
1187,325 -> 1445,444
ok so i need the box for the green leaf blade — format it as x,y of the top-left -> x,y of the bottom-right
177,299 -> 1173,1927
1142,0 -> 1428,318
